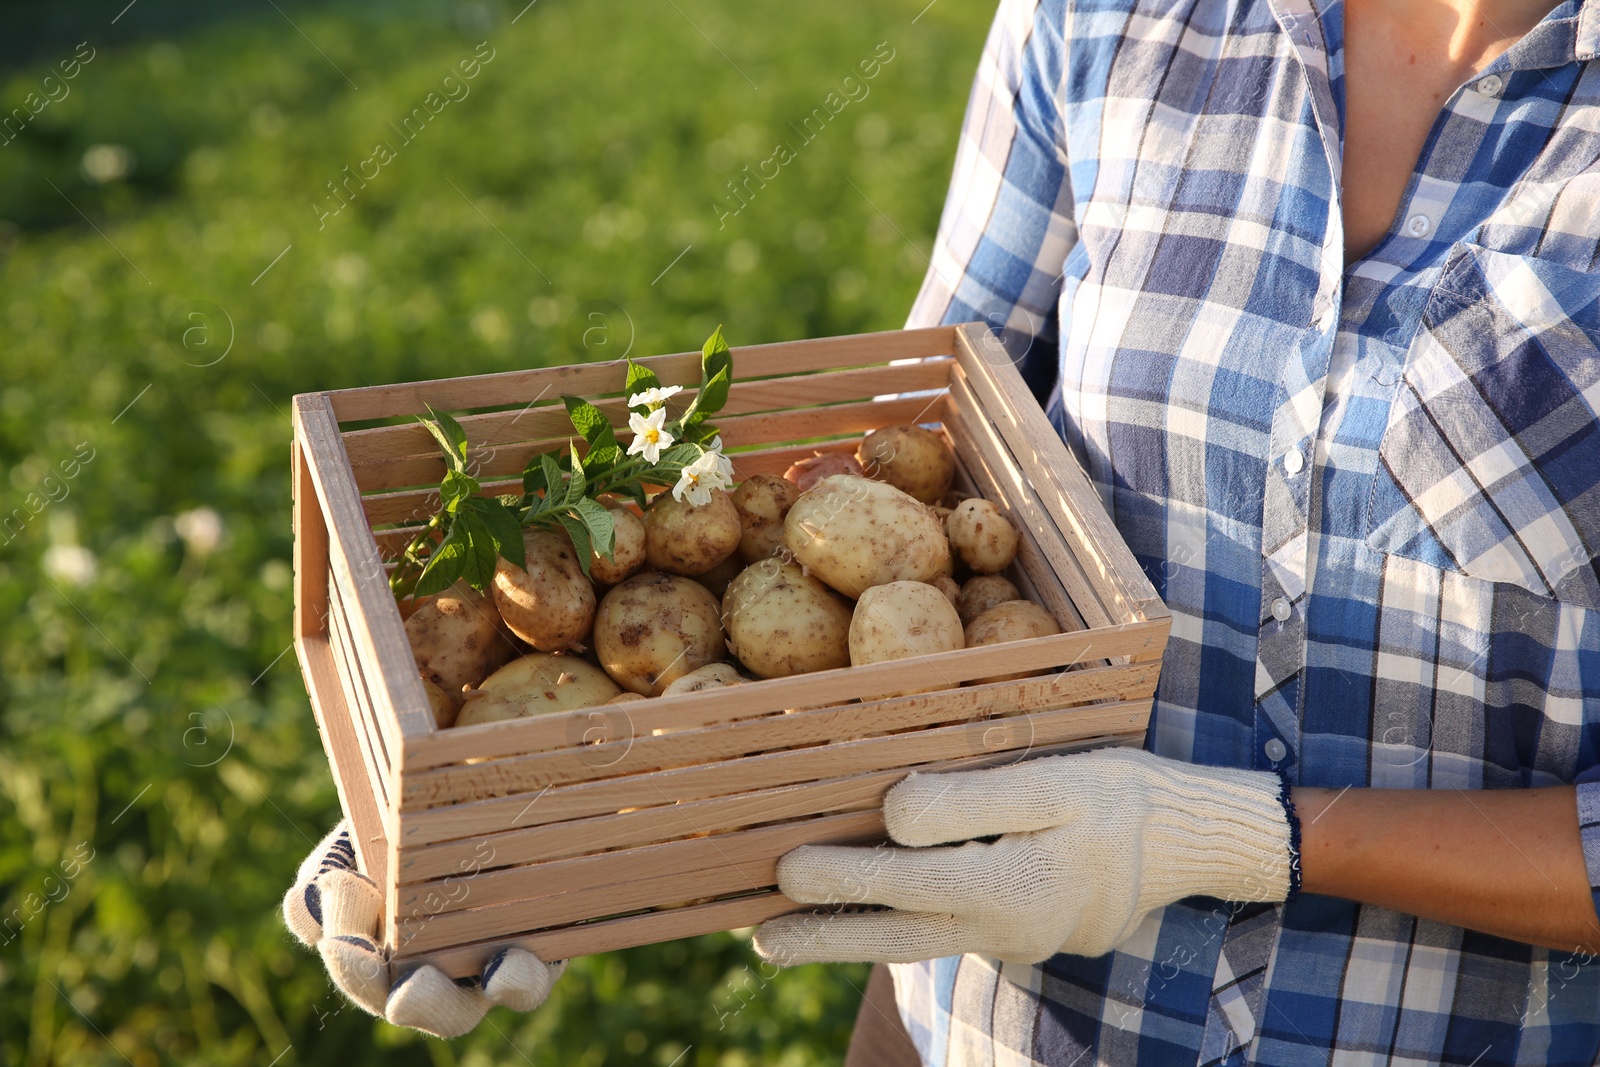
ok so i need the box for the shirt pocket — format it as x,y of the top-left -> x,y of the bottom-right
1365,242 -> 1600,608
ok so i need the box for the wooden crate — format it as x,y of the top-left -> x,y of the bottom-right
291,323 -> 1170,980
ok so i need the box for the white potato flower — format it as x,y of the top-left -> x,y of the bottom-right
627,408 -> 675,463
628,384 -> 683,410
672,446 -> 735,506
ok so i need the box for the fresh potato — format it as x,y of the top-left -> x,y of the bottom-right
422,679 -> 458,728
784,475 -> 950,597
964,600 -> 1063,684
608,692 -> 648,705
590,506 -> 647,585
694,553 -> 745,600
723,559 -> 853,679
784,450 -> 863,491
643,488 -> 741,576
957,574 -> 1023,625
946,498 -> 1020,574
455,653 -> 622,725
661,662 -> 748,695
928,574 -> 961,606
594,571 -> 727,695
732,473 -> 801,564
405,580 -> 519,710
848,580 -> 964,695
857,425 -> 954,504
492,528 -> 596,651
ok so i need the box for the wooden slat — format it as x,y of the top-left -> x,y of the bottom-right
394,892 -> 802,978
324,584 -> 392,812
953,324 -> 1168,626
327,326 -> 958,422
294,395 -> 436,745
400,625 -> 1165,773
944,382 -> 1114,631
394,811 -> 886,954
395,739 -> 1119,882
343,358 -> 953,470
402,659 -> 1158,809
400,699 -> 1152,846
299,634 -> 395,948
327,569 -> 396,790
350,392 -> 950,493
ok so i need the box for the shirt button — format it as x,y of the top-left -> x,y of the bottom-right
1271,597 -> 1292,622
1264,738 -> 1288,762
1406,214 -> 1432,238
1283,447 -> 1305,475
1476,74 -> 1503,97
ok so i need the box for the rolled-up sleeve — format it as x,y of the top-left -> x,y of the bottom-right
1578,766 -> 1600,919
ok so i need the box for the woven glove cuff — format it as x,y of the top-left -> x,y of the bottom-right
1131,759 -> 1296,913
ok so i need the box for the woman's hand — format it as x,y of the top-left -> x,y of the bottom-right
282,822 -> 565,1039
754,748 -> 1296,966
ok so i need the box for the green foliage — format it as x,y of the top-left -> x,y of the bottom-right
0,0 -> 990,1062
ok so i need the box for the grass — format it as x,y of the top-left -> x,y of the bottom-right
0,0 -> 991,1063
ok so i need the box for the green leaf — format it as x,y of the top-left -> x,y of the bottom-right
439,469 -> 479,514
573,497 -> 616,561
700,324 -> 732,407
564,397 -> 612,445
468,497 -> 525,569
624,359 -> 661,406
539,453 -> 564,503
563,440 -> 587,503
523,451 -> 552,497
455,509 -> 499,591
414,522 -> 467,597
694,366 -> 732,421
583,442 -> 620,476
421,405 -> 472,472
555,513 -> 594,577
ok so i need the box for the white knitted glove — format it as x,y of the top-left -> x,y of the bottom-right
754,748 -> 1297,966
283,822 -> 566,1039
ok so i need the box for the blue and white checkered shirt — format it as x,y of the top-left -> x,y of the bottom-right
896,0 -> 1600,1062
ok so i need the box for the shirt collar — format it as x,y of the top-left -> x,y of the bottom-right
1578,0 -> 1600,60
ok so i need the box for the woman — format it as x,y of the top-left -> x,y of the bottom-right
289,0 -> 1600,1061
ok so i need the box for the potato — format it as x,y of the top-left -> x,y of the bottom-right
455,653 -> 622,725
694,553 -> 746,600
661,662 -> 748,695
422,679 -> 458,728
406,580 -> 520,710
784,450 -> 863,491
848,580 -> 964,695
784,475 -> 951,597
963,600 -> 1063,684
590,506 -> 647,585
957,574 -> 1023,625
608,692 -> 648,704
732,473 -> 801,564
857,424 -> 954,504
928,574 -> 961,606
946,498 -> 1020,574
492,528 -> 596,651
723,559 -> 853,678
643,488 -> 741,576
594,571 -> 727,695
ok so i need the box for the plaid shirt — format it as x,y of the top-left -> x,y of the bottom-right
894,0 -> 1600,1063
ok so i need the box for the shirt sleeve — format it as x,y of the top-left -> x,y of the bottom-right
1576,765 -> 1600,920
904,0 -> 1077,405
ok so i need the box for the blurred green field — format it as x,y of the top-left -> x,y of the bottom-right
0,0 -> 990,1064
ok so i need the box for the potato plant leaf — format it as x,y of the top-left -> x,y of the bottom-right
573,496 -> 616,561
555,513 -> 594,576
624,359 -> 661,407
456,509 -> 500,591
414,521 -> 467,597
439,469 -> 479,514
421,405 -> 472,472
467,496 -> 525,570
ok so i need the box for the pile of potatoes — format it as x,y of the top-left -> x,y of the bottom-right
404,424 -> 1063,728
